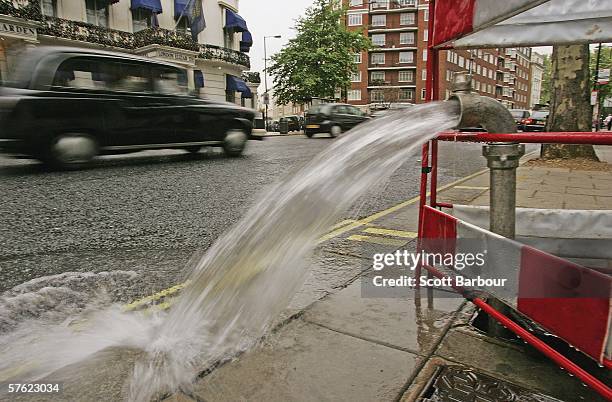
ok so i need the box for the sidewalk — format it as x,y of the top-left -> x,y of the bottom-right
180,150 -> 611,402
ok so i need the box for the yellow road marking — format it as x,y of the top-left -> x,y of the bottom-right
363,228 -> 418,238
329,219 -> 357,231
123,282 -> 189,312
454,186 -> 489,190
347,235 -> 407,247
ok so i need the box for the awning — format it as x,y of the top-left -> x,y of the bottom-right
225,9 -> 248,32
240,30 -> 253,53
226,75 -> 252,98
194,70 -> 204,89
174,0 -> 189,18
130,0 -> 162,14
433,0 -> 612,48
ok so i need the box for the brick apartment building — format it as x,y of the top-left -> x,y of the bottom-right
344,0 -> 533,111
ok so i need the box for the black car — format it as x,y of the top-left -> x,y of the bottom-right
0,47 -> 257,169
304,103 -> 369,138
279,115 -> 301,132
522,110 -> 549,132
509,109 -> 530,131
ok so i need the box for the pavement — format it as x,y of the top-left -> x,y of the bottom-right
178,146 -> 611,402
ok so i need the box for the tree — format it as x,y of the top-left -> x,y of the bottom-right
540,54 -> 552,105
590,45 -> 612,122
268,0 -> 370,105
541,45 -> 598,160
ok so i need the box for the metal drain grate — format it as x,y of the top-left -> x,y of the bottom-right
419,365 -> 565,402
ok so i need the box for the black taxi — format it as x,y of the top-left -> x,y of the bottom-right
0,47 -> 257,168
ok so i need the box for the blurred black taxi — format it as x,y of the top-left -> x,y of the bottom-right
0,47 -> 257,169
304,103 -> 369,138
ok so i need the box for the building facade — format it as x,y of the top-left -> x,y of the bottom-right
345,0 -> 533,111
529,51 -> 545,108
0,0 -> 258,107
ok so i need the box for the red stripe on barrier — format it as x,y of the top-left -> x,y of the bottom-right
432,0 -> 476,46
518,246 -> 612,363
436,132 -> 612,145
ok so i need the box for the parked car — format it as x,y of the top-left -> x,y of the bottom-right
0,47 -> 258,169
521,110 -> 549,132
509,109 -> 530,130
304,103 -> 369,137
279,115 -> 301,133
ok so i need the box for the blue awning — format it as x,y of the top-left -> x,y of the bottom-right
225,9 -> 248,32
194,70 -> 204,89
174,0 -> 189,18
131,0 -> 162,13
226,75 -> 252,98
240,30 -> 253,52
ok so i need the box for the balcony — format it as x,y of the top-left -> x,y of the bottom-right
369,0 -> 417,12
199,44 -> 250,69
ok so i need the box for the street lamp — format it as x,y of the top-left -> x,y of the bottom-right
264,34 -> 281,131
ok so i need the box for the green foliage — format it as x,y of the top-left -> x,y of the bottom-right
540,54 -> 552,105
268,0 -> 370,105
590,45 -> 612,112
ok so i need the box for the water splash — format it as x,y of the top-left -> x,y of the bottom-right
0,102 -> 460,401
128,102 -> 460,400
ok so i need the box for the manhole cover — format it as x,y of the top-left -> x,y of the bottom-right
420,365 -> 565,402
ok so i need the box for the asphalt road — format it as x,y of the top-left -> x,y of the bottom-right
0,134 -> 513,305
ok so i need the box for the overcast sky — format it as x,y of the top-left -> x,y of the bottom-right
240,0 -> 314,93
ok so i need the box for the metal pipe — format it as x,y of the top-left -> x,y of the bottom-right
447,72 -> 524,239
447,72 -> 524,337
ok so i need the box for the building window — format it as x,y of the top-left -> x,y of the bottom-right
423,29 -> 428,42
371,14 -> 386,26
371,53 -> 385,64
371,34 -> 386,46
41,0 -> 57,17
86,0 -> 109,27
421,69 -> 426,81
399,51 -> 413,63
348,14 -> 363,26
423,9 -> 429,21
447,51 -> 452,62
399,70 -> 413,82
422,49 -> 427,61
399,32 -> 414,45
350,0 -> 363,6
371,90 -> 384,102
348,89 -> 362,101
399,88 -> 414,100
371,71 -> 385,82
421,88 -> 427,100
351,71 -> 362,82
398,0 -> 415,6
132,9 -> 153,32
400,13 -> 415,25
353,53 -> 362,63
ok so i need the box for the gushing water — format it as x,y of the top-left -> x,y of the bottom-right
0,102 -> 459,401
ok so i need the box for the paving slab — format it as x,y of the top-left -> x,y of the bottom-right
435,328 -> 607,402
302,279 -> 464,356
193,319 -> 420,402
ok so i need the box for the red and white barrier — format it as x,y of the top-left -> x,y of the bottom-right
420,205 -> 612,367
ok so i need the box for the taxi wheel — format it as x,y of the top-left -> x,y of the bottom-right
330,125 -> 342,138
223,128 -> 248,157
45,133 -> 98,170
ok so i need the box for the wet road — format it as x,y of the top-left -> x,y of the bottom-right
0,135 -> 511,300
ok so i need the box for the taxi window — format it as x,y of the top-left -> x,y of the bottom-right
152,67 -> 189,96
53,57 -> 153,93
